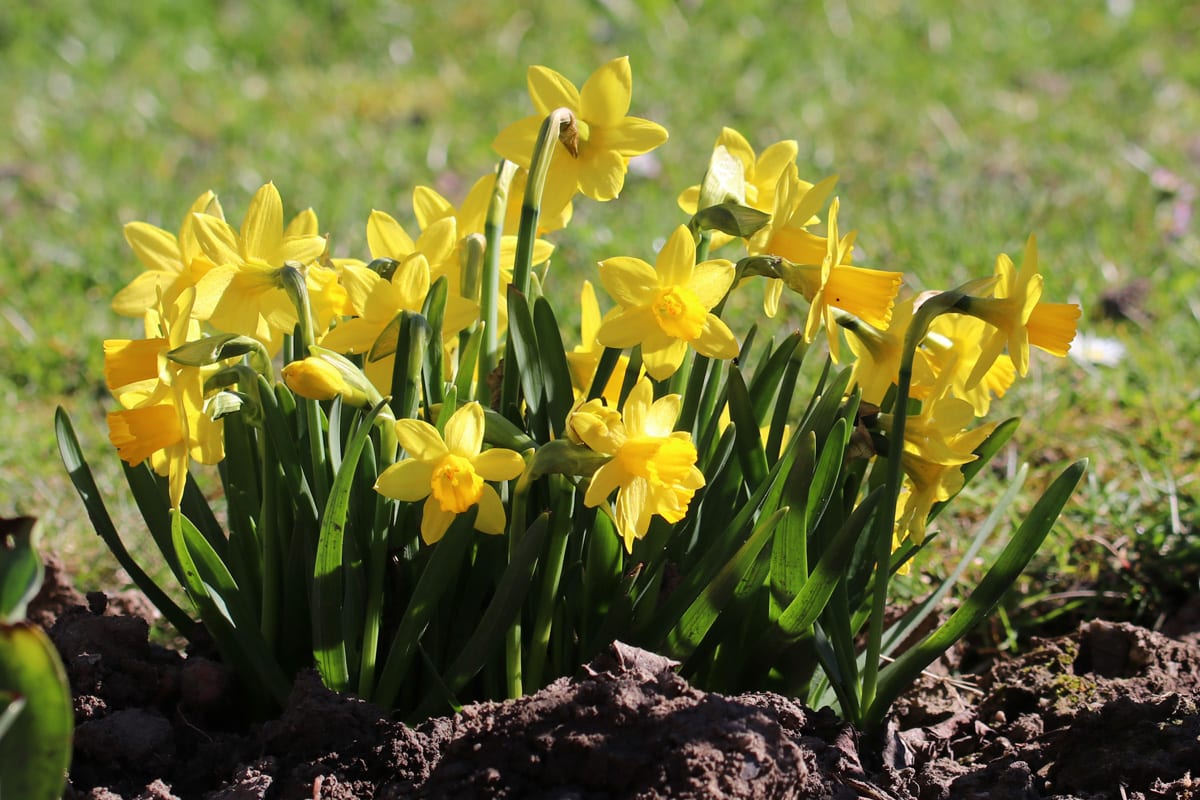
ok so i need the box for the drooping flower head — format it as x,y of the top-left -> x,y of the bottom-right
595,225 -> 739,380
492,56 -> 668,219
374,402 -> 526,544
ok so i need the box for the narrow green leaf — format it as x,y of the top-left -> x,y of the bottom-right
865,459 -> 1087,730
373,519 -> 474,708
421,276 -> 448,406
426,513 -> 551,710
171,511 -> 290,707
532,297 -> 575,438
726,365 -> 769,490
506,286 -> 547,439
384,310 -> 429,420
769,432 -> 816,614
311,398 -> 391,692
662,506 -> 784,661
54,408 -> 198,639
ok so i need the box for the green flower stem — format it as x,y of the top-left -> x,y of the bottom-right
858,290 -> 964,717
524,476 -> 574,690
480,162 -> 518,399
513,107 -> 574,296
504,462 -> 535,698
280,263 -> 330,508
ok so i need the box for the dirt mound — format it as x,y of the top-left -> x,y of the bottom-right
40,580 -> 1200,799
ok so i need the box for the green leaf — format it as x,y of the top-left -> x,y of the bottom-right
775,488 -> 884,641
170,511 -> 290,707
506,286 -> 547,439
311,398 -> 391,692
372,519 -> 474,708
0,517 -> 42,624
769,433 -> 816,613
865,459 -> 1088,731
532,297 -> 575,438
384,311 -> 429,420
55,407 -> 199,639
0,624 -> 72,800
726,365 -> 768,490
420,513 -> 551,714
662,506 -> 783,662
421,276 -> 448,407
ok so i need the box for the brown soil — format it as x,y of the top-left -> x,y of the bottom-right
29,557 -> 1200,800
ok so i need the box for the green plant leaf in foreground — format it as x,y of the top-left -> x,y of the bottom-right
863,458 -> 1088,731
0,624 -> 73,800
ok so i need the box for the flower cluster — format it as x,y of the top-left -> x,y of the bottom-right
73,56 -> 1087,731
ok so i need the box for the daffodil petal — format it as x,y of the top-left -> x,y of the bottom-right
596,306 -> 657,349
367,210 -> 415,260
693,314 -> 740,360
598,256 -> 658,308
241,183 -> 284,261
420,496 -> 456,544
579,56 -> 632,127
412,185 -> 455,231
584,461 -> 624,508
124,222 -> 181,275
472,448 -> 525,482
644,395 -> 683,438
444,402 -> 485,457
374,459 -> 435,502
689,259 -> 736,309
642,338 -> 688,380
528,65 -> 580,116
394,418 -> 449,460
491,116 -> 543,169
474,484 -> 507,535
602,117 -> 669,157
655,226 -> 696,288
577,148 -> 626,202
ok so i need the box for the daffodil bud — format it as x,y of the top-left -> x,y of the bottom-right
283,357 -> 344,401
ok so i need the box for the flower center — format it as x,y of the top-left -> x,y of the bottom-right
652,286 -> 706,341
430,453 -> 484,514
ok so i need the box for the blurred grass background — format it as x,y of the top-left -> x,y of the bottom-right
2,1 -> 1198,641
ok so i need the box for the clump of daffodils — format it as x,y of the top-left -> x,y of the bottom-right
63,55 -> 1085,733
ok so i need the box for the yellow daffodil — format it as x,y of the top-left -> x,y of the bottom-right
678,127 -> 798,249
191,182 -> 328,347
113,190 -> 223,319
778,198 -> 903,363
915,313 -> 1016,417
595,225 -> 739,380
748,167 -> 834,316
566,280 -> 641,402
104,289 -> 226,508
843,296 -> 915,406
374,403 -> 526,544
569,378 -> 705,551
320,241 -> 478,394
881,373 -> 996,545
962,236 -> 1079,388
492,56 -> 668,219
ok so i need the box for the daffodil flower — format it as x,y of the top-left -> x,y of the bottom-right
113,190 -> 224,319
595,225 -> 739,380
191,182 -> 328,348
104,288 -> 226,508
374,403 -> 526,544
880,371 -> 996,545
492,56 -> 668,219
570,378 -> 705,551
678,127 -> 798,249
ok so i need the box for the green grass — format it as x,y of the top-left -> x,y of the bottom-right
2,1 -> 1198,628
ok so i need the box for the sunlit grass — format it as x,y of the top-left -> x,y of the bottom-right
2,1 -> 1197,628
